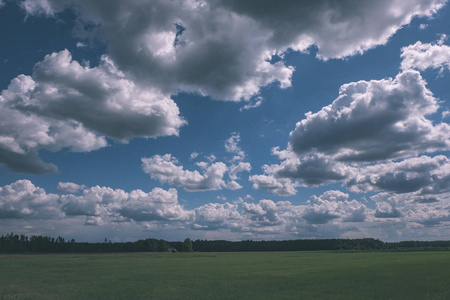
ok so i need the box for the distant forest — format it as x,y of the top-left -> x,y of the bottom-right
1,233 -> 450,254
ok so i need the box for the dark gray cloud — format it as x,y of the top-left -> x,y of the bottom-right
271,149 -> 349,186
20,0 -> 444,101
0,148 -> 58,174
249,149 -> 351,196
374,208 -> 402,218
214,0 -> 444,59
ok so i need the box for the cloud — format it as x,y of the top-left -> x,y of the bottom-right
251,66 -> 450,196
214,0 -> 445,59
57,182 -> 86,194
26,50 -> 185,140
118,188 -> 192,222
240,96 -> 263,111
249,149 -> 351,196
0,49 -> 185,173
4,179 -> 450,240
189,152 -> 200,160
193,202 -> 241,230
225,132 -> 251,181
0,180 -> 60,219
249,174 -> 299,196
242,199 -> 291,227
19,0 -> 444,102
273,149 -> 350,185
23,0 -> 293,101
59,184 -> 191,223
20,0 -> 56,16
59,186 -> 128,216
142,132 -> 251,191
369,190 -> 450,226
76,42 -> 87,48
229,162 -> 252,181
303,190 -> 367,224
347,155 -> 450,194
141,154 -> 230,192
401,35 -> 450,71
289,70 -> 449,162
225,132 -> 246,161
0,74 -> 105,173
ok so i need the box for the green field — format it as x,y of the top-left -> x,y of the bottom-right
1,251 -> 449,299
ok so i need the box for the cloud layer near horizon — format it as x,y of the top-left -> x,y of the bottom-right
2,179 -> 450,241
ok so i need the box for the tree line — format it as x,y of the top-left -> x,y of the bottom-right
0,233 -> 192,254
1,233 -> 449,254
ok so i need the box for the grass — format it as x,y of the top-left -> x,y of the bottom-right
1,251 -> 449,299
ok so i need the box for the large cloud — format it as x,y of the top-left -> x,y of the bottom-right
21,0 -> 293,101
11,50 -> 185,140
0,50 -> 185,173
251,69 -> 450,195
290,70 -> 449,162
214,0 -> 445,59
19,0 -> 445,101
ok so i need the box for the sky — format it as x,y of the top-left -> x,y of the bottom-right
1,0 -> 450,242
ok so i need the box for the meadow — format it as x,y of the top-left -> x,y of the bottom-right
1,251 -> 449,299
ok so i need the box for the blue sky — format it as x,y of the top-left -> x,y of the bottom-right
1,0 -> 450,242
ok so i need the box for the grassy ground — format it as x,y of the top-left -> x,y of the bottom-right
1,251 -> 449,299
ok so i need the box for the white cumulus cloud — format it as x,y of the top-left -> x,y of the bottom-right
0,180 -> 61,219
401,35 -> 450,71
0,49 -> 185,174
141,154 -> 230,192
290,70 -> 449,162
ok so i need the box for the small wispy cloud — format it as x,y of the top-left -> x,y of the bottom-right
240,96 -> 263,111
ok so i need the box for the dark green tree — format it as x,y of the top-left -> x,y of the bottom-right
182,238 -> 193,252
